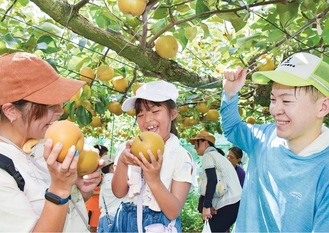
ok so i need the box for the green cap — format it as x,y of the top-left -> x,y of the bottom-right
252,53 -> 329,96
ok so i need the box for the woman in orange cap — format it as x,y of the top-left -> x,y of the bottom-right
0,52 -> 102,232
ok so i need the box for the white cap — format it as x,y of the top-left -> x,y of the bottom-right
101,154 -> 115,174
122,80 -> 179,111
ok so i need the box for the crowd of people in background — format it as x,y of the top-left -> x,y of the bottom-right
1,51 -> 328,233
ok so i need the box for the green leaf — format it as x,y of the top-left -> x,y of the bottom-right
184,27 -> 198,41
45,58 -> 59,72
2,33 -> 20,47
217,12 -> 248,32
195,0 -> 210,20
18,0 -> 29,6
67,56 -> 92,72
323,29 -> 329,44
35,35 -> 59,54
76,106 -> 92,126
276,2 -> 299,27
200,23 -> 210,38
267,29 -> 285,43
153,8 -> 168,19
237,33 -> 262,46
150,19 -> 167,35
175,29 -> 188,50
78,38 -> 87,51
176,4 -> 191,13
69,102 -> 77,121
33,22 -> 62,38
95,101 -> 107,114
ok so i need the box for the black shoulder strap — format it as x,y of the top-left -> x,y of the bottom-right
0,153 -> 25,191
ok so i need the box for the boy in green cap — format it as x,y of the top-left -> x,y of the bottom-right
220,52 -> 329,232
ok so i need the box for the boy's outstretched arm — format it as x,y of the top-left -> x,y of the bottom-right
222,67 -> 247,99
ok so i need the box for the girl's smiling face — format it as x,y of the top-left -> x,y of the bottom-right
136,100 -> 177,142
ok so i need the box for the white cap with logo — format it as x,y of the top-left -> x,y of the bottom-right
122,80 -> 179,111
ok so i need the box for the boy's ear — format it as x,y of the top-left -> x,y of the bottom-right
319,97 -> 329,117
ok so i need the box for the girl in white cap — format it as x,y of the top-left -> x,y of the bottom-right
111,80 -> 195,232
0,52 -> 103,232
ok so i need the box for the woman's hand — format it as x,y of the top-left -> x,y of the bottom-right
43,138 -> 78,195
202,207 -> 212,221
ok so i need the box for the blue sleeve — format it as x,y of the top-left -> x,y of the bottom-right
220,91 -> 274,157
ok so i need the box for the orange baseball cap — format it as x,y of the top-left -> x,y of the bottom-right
0,52 -> 85,105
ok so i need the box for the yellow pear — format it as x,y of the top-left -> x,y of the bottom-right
96,65 -> 114,81
133,82 -> 144,95
112,76 -> 129,92
108,101 -> 123,116
80,67 -> 94,83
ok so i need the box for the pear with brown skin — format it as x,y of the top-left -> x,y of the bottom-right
131,131 -> 165,162
45,120 -> 84,163
77,144 -> 100,177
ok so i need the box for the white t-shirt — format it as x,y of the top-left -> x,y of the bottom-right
99,173 -> 122,218
0,141 -> 89,232
123,133 -> 196,211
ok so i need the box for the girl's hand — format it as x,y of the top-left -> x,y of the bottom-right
117,141 -> 138,166
134,149 -> 163,184
43,138 -> 78,194
222,66 -> 247,99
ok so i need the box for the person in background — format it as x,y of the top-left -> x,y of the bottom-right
98,155 -> 122,233
227,146 -> 245,187
111,80 -> 195,232
190,131 -> 242,233
221,52 -> 329,232
94,145 -> 109,158
0,52 -> 102,232
86,144 -> 109,232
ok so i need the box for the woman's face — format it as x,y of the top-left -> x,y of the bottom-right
27,104 -> 64,139
227,150 -> 239,167
194,140 -> 207,156
136,101 -> 177,142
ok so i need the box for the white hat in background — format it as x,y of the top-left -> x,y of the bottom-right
101,154 -> 114,174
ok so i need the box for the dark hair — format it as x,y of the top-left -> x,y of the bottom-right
204,140 -> 225,156
135,99 -> 178,136
101,164 -> 111,174
270,81 -> 323,101
229,146 -> 243,159
94,144 -> 108,156
0,100 -> 48,124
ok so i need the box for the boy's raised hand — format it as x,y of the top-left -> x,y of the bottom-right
222,66 -> 247,99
